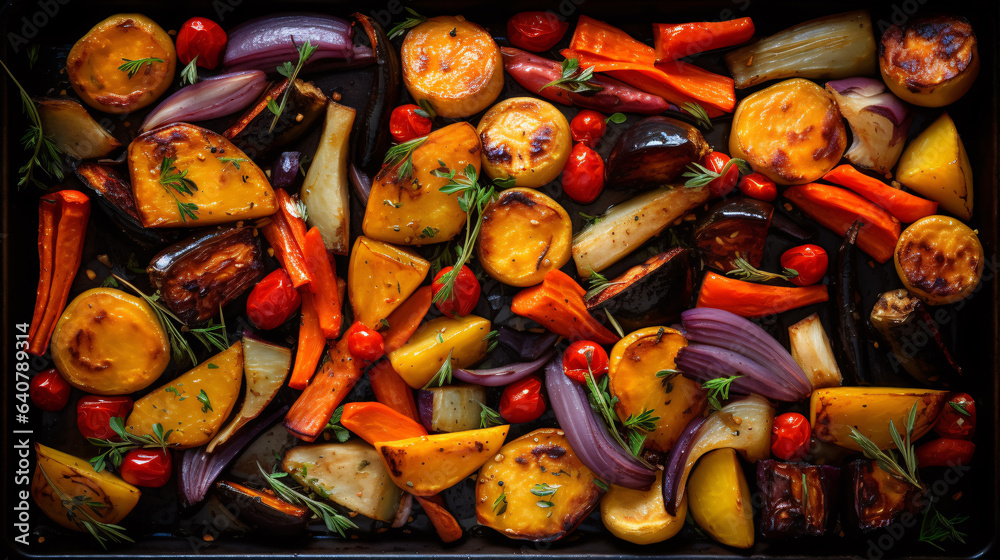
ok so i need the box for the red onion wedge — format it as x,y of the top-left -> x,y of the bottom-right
224,14 -> 373,73
141,70 -> 266,133
392,492 -> 413,528
825,77 -> 911,175
348,163 -> 372,207
662,394 -> 774,515
676,343 -> 806,402
545,356 -> 656,490
452,350 -> 555,387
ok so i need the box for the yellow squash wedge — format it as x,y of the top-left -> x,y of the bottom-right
810,387 -> 948,451
896,112 -> 974,220
601,471 -> 686,545
347,236 -> 430,328
388,315 -> 492,389
687,448 -> 754,549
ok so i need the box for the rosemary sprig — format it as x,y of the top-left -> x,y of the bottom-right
267,39 -> 318,133
415,98 -> 437,120
585,270 -> 622,301
919,503 -> 968,551
656,369 -> 681,392
180,56 -> 199,86
258,464 -> 357,536
118,57 -> 165,79
484,329 -> 499,353
476,400 -> 503,428
682,158 -> 751,188
949,401 -> 971,416
604,308 -> 625,338
623,409 -> 660,432
681,102 -> 712,130
422,349 -> 455,388
37,463 -> 133,549
388,7 -> 427,39
702,375 -> 741,412
540,58 -> 602,94
89,417 -> 173,473
849,401 -> 921,488
727,254 -> 798,283
188,309 -> 229,353
582,359 -> 655,467
383,135 -> 428,182
159,156 -> 199,222
1,58 -> 65,189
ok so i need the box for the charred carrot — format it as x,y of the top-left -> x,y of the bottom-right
261,209 -> 312,288
28,190 -> 90,356
289,289 -> 325,389
285,337 -> 363,442
822,164 -> 938,224
653,18 -> 755,61
382,286 -> 433,353
696,271 -> 829,318
302,227 -> 342,339
275,188 -> 308,251
414,494 -> 463,543
340,401 -> 427,445
511,269 -> 619,345
368,359 -> 420,422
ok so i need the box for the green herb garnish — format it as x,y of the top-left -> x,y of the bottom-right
88,417 -> 173,473
727,254 -> 798,284
388,8 -> 428,40
258,463 -> 357,536
180,56 -> 199,86
118,57 -> 165,79
701,375 -> 741,412
0,58 -> 65,189
267,40 -> 318,133
159,156 -> 199,222
540,58 -> 602,94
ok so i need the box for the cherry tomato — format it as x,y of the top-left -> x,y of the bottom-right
499,376 -> 546,423
30,368 -> 71,411
570,110 -> 607,148
77,396 -> 134,440
120,448 -> 173,487
934,393 -> 976,440
915,438 -> 975,467
562,341 -> 609,384
771,412 -> 811,461
561,143 -> 605,204
346,321 -> 385,361
507,12 -> 569,52
432,265 -> 481,318
780,244 -> 829,286
737,172 -> 777,202
175,17 -> 227,69
389,104 -> 433,143
246,269 -> 301,330
703,151 -> 740,198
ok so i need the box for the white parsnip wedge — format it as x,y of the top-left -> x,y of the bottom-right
302,101 -> 356,254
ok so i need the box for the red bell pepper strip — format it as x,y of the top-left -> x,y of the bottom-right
339,401 -> 427,445
288,289 -> 325,390
653,18 -> 755,61
382,286 -> 433,353
285,337 -> 363,442
28,190 -> 91,356
784,183 -> 901,263
302,227 -> 342,340
368,359 -> 420,423
511,269 -> 619,345
821,165 -> 938,224
696,272 -> 829,318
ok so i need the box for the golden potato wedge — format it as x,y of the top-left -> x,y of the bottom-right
477,97 -> 572,187
880,16 -> 979,108
896,112 -> 973,220
347,236 -> 430,328
894,216 -> 983,305
388,315 -> 491,389
601,471 -> 686,545
687,448 -> 754,549
810,387 -> 948,451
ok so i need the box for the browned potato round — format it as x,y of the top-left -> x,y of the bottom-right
66,14 -> 176,114
894,216 -> 983,305
477,187 -> 572,287
477,97 -> 572,187
401,15 -> 503,118
880,16 -> 979,108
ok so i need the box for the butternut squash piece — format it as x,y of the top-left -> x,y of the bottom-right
128,123 -> 277,227
608,327 -> 707,452
301,101 -> 356,254
880,16 -> 979,108
376,425 -> 509,496
50,288 -> 169,395
388,315 -> 492,389
66,14 -> 176,114
126,342 -> 244,449
476,428 -> 603,541
478,188 -> 572,287
476,97 -> 572,187
401,16 -> 503,118
687,448 -> 754,549
896,113 -> 973,220
347,236 -> 430,328
894,216 -> 983,305
810,387 -> 948,451
601,472 -> 686,545
363,123 -> 481,245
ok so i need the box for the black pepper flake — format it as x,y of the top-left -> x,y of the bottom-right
449,27 -> 457,37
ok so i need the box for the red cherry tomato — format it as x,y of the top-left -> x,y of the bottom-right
175,17 -> 227,69
389,104 -> 433,144
561,143 -> 605,204
780,244 -> 829,287
934,393 -> 976,440
771,412 -> 811,461
507,12 -> 569,52
562,341 -> 609,384
570,110 -> 607,148
346,321 -> 385,361
120,448 -> 173,487
77,396 -> 134,440
499,376 -> 546,423
737,172 -> 777,202
432,265 -> 481,318
703,151 -> 740,198
246,269 -> 301,330
30,368 -> 71,411
915,438 -> 975,467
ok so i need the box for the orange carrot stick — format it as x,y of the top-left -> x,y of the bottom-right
340,401 -> 427,445
368,359 -> 420,423
414,495 -> 463,543
261,210 -> 312,288
288,289 -> 325,389
285,337 -> 363,442
382,286 -> 433,353
28,197 -> 58,348
302,227 -> 342,339
822,164 -> 938,224
275,188 -> 308,251
511,269 -> 619,345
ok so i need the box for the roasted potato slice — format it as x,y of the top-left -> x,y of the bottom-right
477,97 -> 572,187
879,16 -> 979,107
601,471 -> 686,544
894,216 -> 983,305
810,387 -> 948,451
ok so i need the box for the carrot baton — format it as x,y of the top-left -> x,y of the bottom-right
821,164 -> 938,223
28,196 -> 58,348
285,337 -> 363,442
302,227 -> 342,339
288,289 -> 325,389
696,271 -> 829,318
511,269 -> 619,345
340,401 -> 427,445
382,285 -> 433,353
368,359 -> 420,422
653,18 -> 755,61
261,210 -> 313,288
275,187 -> 308,250
414,494 -> 464,543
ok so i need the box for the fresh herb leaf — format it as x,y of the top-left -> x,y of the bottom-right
604,308 -> 625,338
585,270 -> 622,301
118,57 -> 165,79
582,360 -> 655,467
492,491 -> 508,515
627,429 -> 647,457
36,463 -> 134,549
159,156 -> 199,222
530,483 -> 561,497
197,390 -> 213,413
727,254 -> 798,283
415,98 -> 437,120
579,212 -> 605,226
258,463 -> 357,536
949,401 -> 971,417
656,369 -> 681,392
484,329 -> 499,353
849,401 -> 922,488
681,102 -> 712,130
27,45 -> 39,69
180,56 -> 199,86
388,7 -> 427,40
682,158 -> 751,188
1,58 -> 65,189
918,502 -> 968,551
702,375 -> 741,412
476,400 -> 503,428
217,156 -> 247,170
540,58 -> 602,94
112,274 -> 200,366
89,418 -> 173,472
623,408 -> 660,432
421,226 -> 437,238
422,349 -> 454,388
801,472 -> 809,511
383,135 -> 428,182
605,112 -> 627,124
593,478 -> 609,492
188,310 -> 229,353
324,405 -> 351,442
268,40 -> 318,133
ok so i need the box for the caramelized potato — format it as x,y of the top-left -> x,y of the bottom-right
388,315 -> 491,389
401,16 -> 503,118
894,216 -> 983,305
347,236 -> 430,328
608,327 -> 707,452
601,472 -> 686,545
66,14 -> 175,114
477,97 -> 572,187
128,123 -> 277,227
50,288 -> 169,395
880,16 -> 979,107
687,448 -> 754,548
729,78 -> 846,185
476,429 -> 603,541
477,188 -> 572,287
896,112 -> 973,220
363,123 -> 481,245
810,387 -> 948,451
37,99 -> 120,159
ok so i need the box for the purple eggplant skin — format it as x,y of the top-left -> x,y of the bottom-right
604,116 -> 709,190
147,226 -> 265,326
757,460 -> 840,538
870,289 -> 963,386
586,247 -> 693,330
74,162 -> 178,247
694,197 -> 774,272
351,13 -> 401,178
844,459 -> 925,534
213,480 -> 309,536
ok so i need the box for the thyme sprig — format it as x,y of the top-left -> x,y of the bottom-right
476,400 -> 503,428
727,254 -> 798,283
267,39 -> 318,133
919,503 -> 968,551
681,102 -> 712,130
540,58 -> 602,94
118,57 -> 165,79
159,156 -> 199,222
37,464 -> 133,549
702,375 -> 741,411
89,417 -> 173,473
388,8 -> 427,40
258,464 -> 357,536
682,158 -> 751,188
180,56 -> 199,86
383,135 -> 428,182
1,58 -> 65,189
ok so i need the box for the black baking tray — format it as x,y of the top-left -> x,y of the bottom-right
2,0 -> 998,558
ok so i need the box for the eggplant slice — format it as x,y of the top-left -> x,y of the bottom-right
870,289 -> 963,386
587,247 -> 693,330
75,162 -> 177,247
604,116 -> 709,190
756,460 -> 840,538
694,197 -> 773,272
224,79 -> 327,162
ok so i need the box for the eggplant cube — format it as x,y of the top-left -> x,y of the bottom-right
756,459 -> 840,538
844,459 -> 924,533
